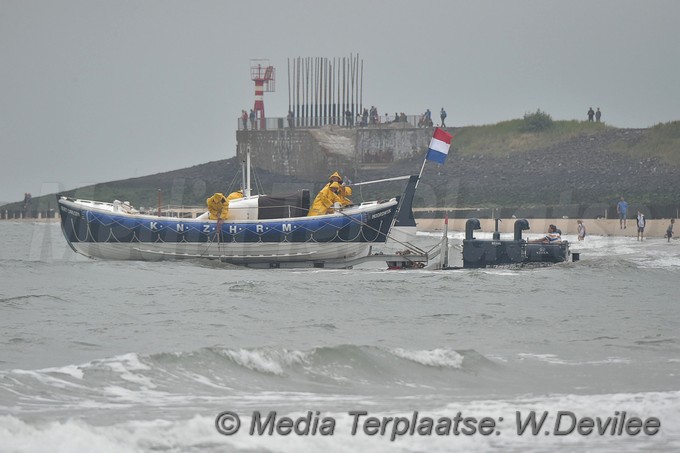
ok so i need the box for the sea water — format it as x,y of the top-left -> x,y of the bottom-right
0,221 -> 679,452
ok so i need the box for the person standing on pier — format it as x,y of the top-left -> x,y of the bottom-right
617,196 -> 628,229
249,109 -> 256,130
637,210 -> 646,241
241,110 -> 248,130
666,219 -> 675,242
577,219 -> 586,241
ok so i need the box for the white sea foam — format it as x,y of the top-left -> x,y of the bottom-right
2,390 -> 678,453
182,371 -> 233,390
220,348 -> 308,376
91,353 -> 156,388
517,353 -> 631,366
391,348 -> 464,369
634,253 -> 680,269
38,364 -> 85,380
8,370 -> 86,391
101,385 -> 170,404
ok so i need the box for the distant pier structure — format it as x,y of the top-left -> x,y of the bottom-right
288,54 -> 363,128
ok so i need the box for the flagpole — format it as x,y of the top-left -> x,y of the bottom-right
415,157 -> 427,190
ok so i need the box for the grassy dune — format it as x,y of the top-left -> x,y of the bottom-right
455,119 -> 679,165
609,121 -> 680,165
3,120 -> 678,213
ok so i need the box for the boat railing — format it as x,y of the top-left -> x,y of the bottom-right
138,205 -> 206,218
137,203 -> 313,219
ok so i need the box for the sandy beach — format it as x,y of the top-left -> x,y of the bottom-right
416,217 -> 675,239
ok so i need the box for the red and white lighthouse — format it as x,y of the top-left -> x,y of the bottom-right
250,59 -> 275,130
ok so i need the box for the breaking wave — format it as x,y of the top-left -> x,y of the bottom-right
0,345 -> 498,418
2,390 -> 679,453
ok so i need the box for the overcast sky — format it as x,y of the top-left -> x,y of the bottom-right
1,0 -> 679,204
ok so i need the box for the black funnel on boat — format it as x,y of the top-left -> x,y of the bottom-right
493,218 -> 501,240
465,218 -> 481,240
394,175 -> 419,228
514,219 -> 530,241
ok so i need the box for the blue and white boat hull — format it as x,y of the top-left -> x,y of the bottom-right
58,196 -> 399,265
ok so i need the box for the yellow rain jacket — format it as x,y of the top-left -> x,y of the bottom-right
307,182 -> 346,216
327,171 -> 352,201
208,190 -> 244,220
226,190 -> 244,204
207,193 -> 228,220
341,185 -> 352,198
224,190 -> 244,218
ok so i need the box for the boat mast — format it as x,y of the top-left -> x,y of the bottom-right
241,159 -> 246,195
245,148 -> 252,197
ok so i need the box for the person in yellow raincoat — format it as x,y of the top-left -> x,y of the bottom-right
327,171 -> 352,202
207,190 -> 243,220
227,190 -> 243,200
225,190 -> 244,210
307,182 -> 347,216
207,193 -> 228,220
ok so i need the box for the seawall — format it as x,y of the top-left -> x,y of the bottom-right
236,125 -> 434,180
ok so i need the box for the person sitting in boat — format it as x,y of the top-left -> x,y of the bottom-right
307,182 -> 347,216
207,193 -> 228,220
207,190 -> 243,221
226,189 -> 244,204
528,224 -> 562,244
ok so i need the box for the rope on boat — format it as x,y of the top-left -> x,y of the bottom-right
336,208 -> 426,257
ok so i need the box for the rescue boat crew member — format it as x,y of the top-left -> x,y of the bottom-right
326,171 -> 352,202
307,182 -> 346,216
207,189 -> 243,221
225,189 -> 244,215
207,193 -> 228,220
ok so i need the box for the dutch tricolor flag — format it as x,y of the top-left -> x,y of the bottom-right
425,127 -> 453,164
